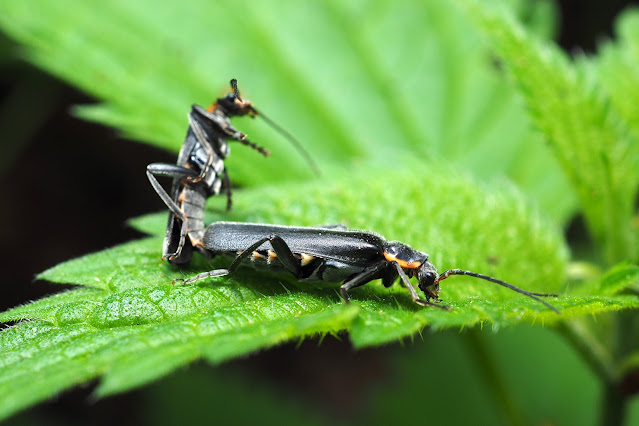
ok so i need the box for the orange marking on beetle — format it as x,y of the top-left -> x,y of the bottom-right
300,253 -> 315,266
251,251 -> 267,260
207,102 -> 218,112
383,252 -> 422,269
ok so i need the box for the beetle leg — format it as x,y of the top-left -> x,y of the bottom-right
179,234 -> 306,286
146,165 -> 198,220
266,235 -> 302,276
163,218 -> 190,261
227,235 -> 302,277
222,168 -> 232,211
147,165 -> 202,261
392,262 -> 452,310
339,262 -> 387,303
174,268 -> 229,285
231,136 -> 270,157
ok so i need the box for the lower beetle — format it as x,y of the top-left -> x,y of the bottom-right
177,222 -> 559,313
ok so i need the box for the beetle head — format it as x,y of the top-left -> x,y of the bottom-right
416,261 -> 441,301
216,79 -> 258,117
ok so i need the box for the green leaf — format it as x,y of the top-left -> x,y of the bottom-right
2,168 -> 636,420
0,288 -> 106,324
457,0 -> 639,264
568,262 -> 639,297
598,10 -> 639,145
37,238 -> 174,292
2,0 -> 638,422
97,304 -> 359,397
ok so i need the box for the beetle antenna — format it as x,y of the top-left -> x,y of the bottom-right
250,107 -> 321,177
436,269 -> 560,314
229,79 -> 319,176
230,78 -> 243,102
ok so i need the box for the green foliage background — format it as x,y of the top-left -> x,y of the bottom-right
1,0 -> 639,424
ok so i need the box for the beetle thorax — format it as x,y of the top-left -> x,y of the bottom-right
383,241 -> 428,269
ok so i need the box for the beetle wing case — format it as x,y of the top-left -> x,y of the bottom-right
203,222 -> 385,266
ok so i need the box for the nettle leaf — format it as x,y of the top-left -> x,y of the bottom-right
0,288 -> 106,324
598,10 -> 639,147
568,262 -> 639,297
451,6 -> 639,415
456,0 -> 639,264
0,0 -> 574,222
2,168 -> 636,419
1,0 -> 637,421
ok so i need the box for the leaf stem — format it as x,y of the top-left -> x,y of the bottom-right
464,330 -> 527,426
556,320 -> 628,426
600,383 -> 626,426
556,320 -> 617,384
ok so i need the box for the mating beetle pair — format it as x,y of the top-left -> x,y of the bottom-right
147,80 -> 559,313
147,79 -> 316,265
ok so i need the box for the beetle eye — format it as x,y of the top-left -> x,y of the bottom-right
418,270 -> 437,289
423,271 -> 436,285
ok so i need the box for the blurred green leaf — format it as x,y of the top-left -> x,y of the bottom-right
598,10 -> 639,145
568,262 -> 639,297
0,0 -> 575,221
454,9 -> 639,420
457,0 -> 639,264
